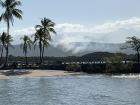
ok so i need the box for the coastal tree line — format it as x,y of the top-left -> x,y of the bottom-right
0,0 -> 56,67
0,0 -> 140,69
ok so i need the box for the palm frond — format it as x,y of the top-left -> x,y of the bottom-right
10,0 -> 21,8
0,0 -> 5,7
35,25 -> 42,30
49,27 -> 56,34
0,0 -> 23,27
12,9 -> 22,19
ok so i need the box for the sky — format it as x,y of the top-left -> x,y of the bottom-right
1,0 -> 140,48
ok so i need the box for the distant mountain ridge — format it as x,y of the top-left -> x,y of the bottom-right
6,42 -> 133,57
57,42 -> 134,55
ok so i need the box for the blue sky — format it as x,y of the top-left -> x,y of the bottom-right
1,0 -> 140,52
12,0 -> 140,27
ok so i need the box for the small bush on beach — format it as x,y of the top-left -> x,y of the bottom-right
66,64 -> 81,72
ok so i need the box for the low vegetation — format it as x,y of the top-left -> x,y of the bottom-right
66,64 -> 81,72
104,55 -> 133,73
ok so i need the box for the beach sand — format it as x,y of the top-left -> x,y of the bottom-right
0,70 -> 81,80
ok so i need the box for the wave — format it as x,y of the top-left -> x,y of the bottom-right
112,74 -> 140,79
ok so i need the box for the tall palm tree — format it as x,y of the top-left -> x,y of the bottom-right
0,32 -> 7,63
0,0 -> 22,66
35,18 -> 56,63
20,35 -> 32,66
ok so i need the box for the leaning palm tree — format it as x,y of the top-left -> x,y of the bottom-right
35,18 -> 56,63
0,0 -> 23,65
0,32 -> 7,63
20,35 -> 32,66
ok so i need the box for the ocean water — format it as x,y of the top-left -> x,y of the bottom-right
0,75 -> 140,105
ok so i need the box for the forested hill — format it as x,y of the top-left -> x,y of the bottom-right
8,52 -> 135,63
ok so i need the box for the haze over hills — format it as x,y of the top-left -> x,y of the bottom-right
57,42 -> 134,55
6,42 -> 134,57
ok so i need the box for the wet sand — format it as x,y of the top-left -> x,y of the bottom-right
0,70 -> 81,79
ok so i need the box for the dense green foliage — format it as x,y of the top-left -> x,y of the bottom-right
66,64 -> 81,72
104,55 -> 132,73
1,52 -> 134,64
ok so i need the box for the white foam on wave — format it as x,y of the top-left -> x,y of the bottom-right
112,74 -> 140,79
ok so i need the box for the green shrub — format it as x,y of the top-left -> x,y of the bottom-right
104,55 -> 132,73
66,64 -> 81,72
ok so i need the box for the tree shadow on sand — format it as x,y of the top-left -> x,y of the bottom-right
1,70 -> 31,76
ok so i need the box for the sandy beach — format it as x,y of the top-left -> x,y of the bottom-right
0,70 -> 81,80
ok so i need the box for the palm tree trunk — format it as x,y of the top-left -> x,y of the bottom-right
5,46 -> 9,66
25,52 -> 28,66
42,44 -> 44,64
0,46 -> 4,64
137,51 -> 140,63
42,30 -> 45,64
39,40 -> 42,64
5,20 -> 10,66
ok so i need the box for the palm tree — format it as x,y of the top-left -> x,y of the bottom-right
0,0 -> 23,65
35,18 -> 56,63
0,32 -> 7,63
20,35 -> 32,66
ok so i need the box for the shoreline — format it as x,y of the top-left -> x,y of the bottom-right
0,70 -> 82,80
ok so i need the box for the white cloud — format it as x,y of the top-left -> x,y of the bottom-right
55,17 -> 140,34
53,17 -> 140,45
12,27 -> 35,35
